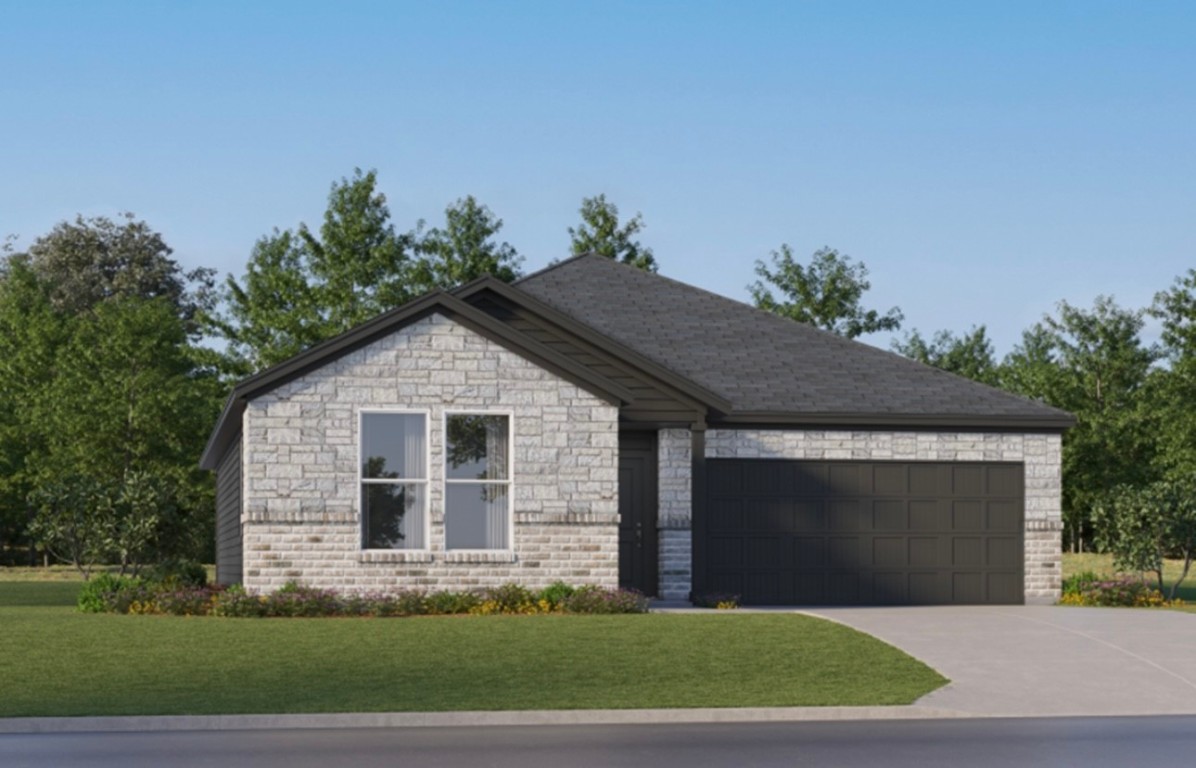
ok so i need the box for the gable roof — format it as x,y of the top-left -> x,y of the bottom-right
516,254 -> 1074,429
198,290 -> 636,470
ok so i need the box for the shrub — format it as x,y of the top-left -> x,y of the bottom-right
77,572 -> 142,613
426,590 -> 479,615
1061,570 -> 1100,597
472,584 -> 543,615
211,585 -> 268,618
264,582 -> 343,617
537,581 -> 576,609
560,585 -> 649,614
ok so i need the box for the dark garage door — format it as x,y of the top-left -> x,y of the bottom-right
703,460 -> 1024,606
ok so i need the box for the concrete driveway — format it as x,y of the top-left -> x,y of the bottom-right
804,606 -> 1196,717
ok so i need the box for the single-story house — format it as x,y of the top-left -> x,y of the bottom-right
200,254 -> 1073,605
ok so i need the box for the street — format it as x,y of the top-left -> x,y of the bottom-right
3,716 -> 1194,768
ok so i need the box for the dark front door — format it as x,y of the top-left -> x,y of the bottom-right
702,460 -> 1025,606
618,431 -> 659,596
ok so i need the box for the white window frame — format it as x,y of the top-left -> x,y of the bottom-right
442,409 -> 515,552
358,407 -> 431,552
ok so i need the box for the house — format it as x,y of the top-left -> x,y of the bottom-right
200,254 -> 1073,605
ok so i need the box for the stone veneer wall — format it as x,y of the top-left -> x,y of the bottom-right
656,429 -> 1064,603
240,313 -> 620,593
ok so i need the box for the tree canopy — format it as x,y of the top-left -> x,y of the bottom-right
750,245 -> 903,338
215,170 -> 523,372
568,194 -> 657,272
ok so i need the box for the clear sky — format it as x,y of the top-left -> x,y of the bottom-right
2,1 -> 1193,355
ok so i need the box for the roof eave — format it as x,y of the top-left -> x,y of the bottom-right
714,411 -> 1076,432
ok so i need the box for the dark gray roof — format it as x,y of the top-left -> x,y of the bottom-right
516,254 -> 1073,427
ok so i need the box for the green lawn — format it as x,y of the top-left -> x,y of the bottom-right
1062,552 -> 1196,613
0,582 -> 946,717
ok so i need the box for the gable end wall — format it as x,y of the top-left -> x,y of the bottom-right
240,313 -> 619,592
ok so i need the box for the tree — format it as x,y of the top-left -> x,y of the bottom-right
1093,478 -> 1196,601
0,259 -> 67,563
19,213 -> 215,336
410,196 -> 523,292
1002,297 -> 1159,551
1150,269 -> 1196,477
750,245 -> 903,338
568,194 -> 657,272
893,325 -> 999,385
31,297 -> 221,568
216,169 -> 416,371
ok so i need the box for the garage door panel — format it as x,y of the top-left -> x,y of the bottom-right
795,536 -> 826,567
952,500 -> 984,530
872,572 -> 907,604
794,501 -> 825,530
909,500 -> 940,530
909,464 -> 940,495
709,499 -> 743,531
872,464 -> 907,495
828,536 -> 862,568
708,536 -> 743,569
873,537 -> 907,568
872,500 -> 907,530
952,571 -> 984,602
953,536 -> 982,566
908,536 -> 939,567
908,572 -> 941,604
988,465 -> 1023,496
987,536 -> 1020,568
828,500 -> 863,530
987,501 -> 1021,531
988,572 -> 1021,603
704,460 -> 1025,606
952,465 -> 984,495
828,464 -> 863,495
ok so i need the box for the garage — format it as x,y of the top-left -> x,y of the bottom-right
702,459 -> 1025,606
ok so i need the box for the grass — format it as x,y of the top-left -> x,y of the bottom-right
0,564 -> 217,583
1062,552 -> 1196,612
0,582 -> 946,717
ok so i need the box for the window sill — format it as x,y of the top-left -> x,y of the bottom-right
359,550 -> 434,564
442,550 -> 517,564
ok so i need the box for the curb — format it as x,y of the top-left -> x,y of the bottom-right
0,706 -> 973,734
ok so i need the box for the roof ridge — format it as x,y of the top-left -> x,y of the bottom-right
512,252 -> 596,286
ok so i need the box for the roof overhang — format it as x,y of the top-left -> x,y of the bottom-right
712,410 -> 1076,432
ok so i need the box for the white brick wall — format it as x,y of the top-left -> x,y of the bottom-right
240,313 -> 620,593
657,428 -> 1064,603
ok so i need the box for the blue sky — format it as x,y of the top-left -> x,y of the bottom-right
2,1 -> 1193,355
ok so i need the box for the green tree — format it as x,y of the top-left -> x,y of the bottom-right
216,168 -> 416,371
1092,478 -> 1196,600
568,194 -> 657,272
750,245 -> 903,338
1150,269 -> 1196,477
1002,297 -> 1159,550
411,195 -> 523,291
31,297 -> 221,567
20,213 -> 215,336
0,258 -> 67,563
892,325 -> 999,385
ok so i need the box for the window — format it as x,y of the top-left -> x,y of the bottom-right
360,411 -> 427,550
444,413 -> 511,550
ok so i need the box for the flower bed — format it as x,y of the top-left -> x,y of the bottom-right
77,575 -> 649,618
1059,571 -> 1184,607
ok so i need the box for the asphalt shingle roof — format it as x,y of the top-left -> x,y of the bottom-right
516,254 -> 1071,423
